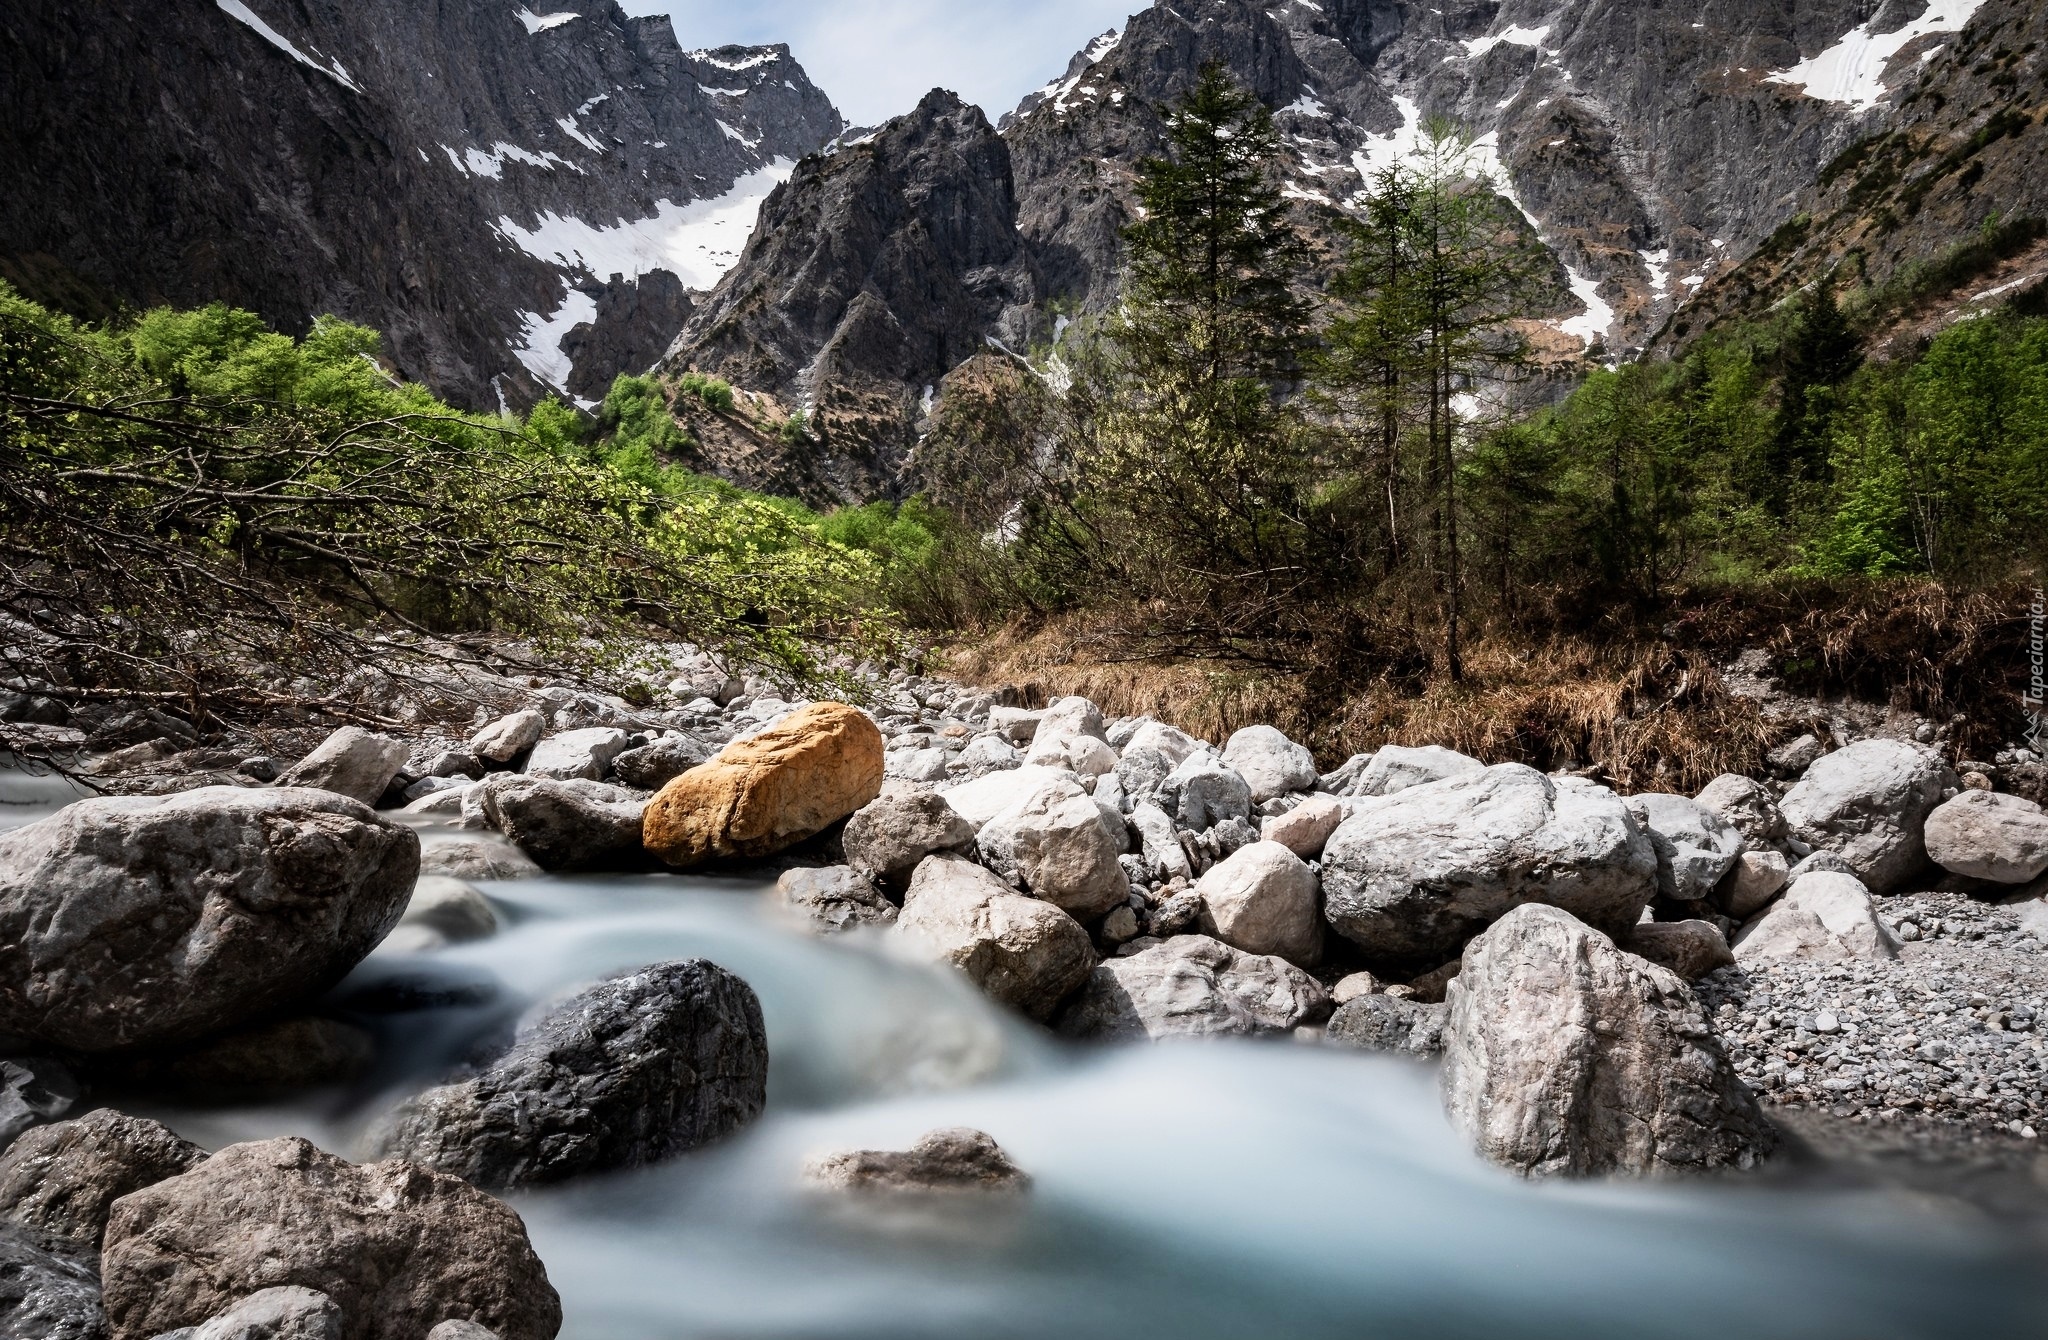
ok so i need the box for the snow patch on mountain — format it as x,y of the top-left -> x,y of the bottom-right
1559,262 -> 1616,348
1460,24 -> 1551,62
511,285 -> 599,400
515,8 -> 581,35
215,1 -> 361,92
1766,0 -> 1984,112
491,158 -> 795,292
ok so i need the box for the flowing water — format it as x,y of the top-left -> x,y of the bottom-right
6,781 -> 2047,1340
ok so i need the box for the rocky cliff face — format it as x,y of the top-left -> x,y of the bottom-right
0,0 -> 841,410
667,0 -> 2020,497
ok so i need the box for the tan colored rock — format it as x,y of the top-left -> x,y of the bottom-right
643,702 -> 883,866
1260,793 -> 1343,859
1624,920 -> 1736,980
0,1109 -> 206,1251
1330,971 -> 1382,1004
1193,840 -> 1322,965
1715,849 -> 1790,919
1923,789 -> 2048,884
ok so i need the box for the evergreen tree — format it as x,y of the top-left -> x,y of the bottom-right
1767,281 -> 1861,502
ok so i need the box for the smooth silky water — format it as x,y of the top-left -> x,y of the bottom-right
4,781 -> 2045,1340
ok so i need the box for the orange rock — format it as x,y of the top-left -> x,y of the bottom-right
643,702 -> 884,866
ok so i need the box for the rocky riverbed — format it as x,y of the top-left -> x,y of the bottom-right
3,644 -> 2048,1337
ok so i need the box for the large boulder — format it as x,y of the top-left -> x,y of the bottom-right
1157,754 -> 1253,833
373,960 -> 767,1191
1221,726 -> 1317,803
1442,904 -> 1774,1178
469,776 -> 644,872
0,788 -> 418,1052
644,703 -> 884,866
1054,935 -> 1330,1041
610,735 -> 714,791
1622,793 -> 1744,902
842,789 -> 975,889
1693,774 -> 1788,849
101,1137 -> 561,1340
1324,994 -> 1447,1057
0,1109 -> 206,1251
1779,739 -> 1957,892
0,1221 -> 103,1340
976,777 -> 1127,920
1922,790 -> 2048,884
894,856 -> 1095,1022
275,728 -> 409,806
1732,871 -> 1900,964
1349,745 -> 1483,798
1111,746 -> 1176,811
938,765 -> 1070,829
522,728 -> 630,783
803,1128 -> 1029,1197
468,711 -> 545,765
773,866 -> 898,933
1320,765 -> 1657,966
1193,841 -> 1322,964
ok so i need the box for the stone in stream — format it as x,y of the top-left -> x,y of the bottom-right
1054,935 -> 1331,1041
1732,871 -> 1901,964
1320,765 -> 1656,966
842,788 -> 975,889
975,776 -> 1128,920
468,775 -> 644,872
1324,994 -> 1447,1058
1192,840 -> 1322,965
610,735 -> 714,791
1623,793 -> 1745,903
522,727 -> 631,782
0,1109 -> 208,1252
643,702 -> 884,866
1779,738 -> 1957,892
372,959 -> 767,1191
382,877 -> 499,953
0,787 -> 418,1053
147,1286 -> 343,1340
101,1136 -> 560,1340
0,1220 -> 104,1340
774,866 -> 898,933
1442,904 -> 1775,1178
1221,725 -> 1317,803
939,764 -> 1070,829
468,710 -> 547,765
274,728 -> 410,806
417,837 -> 542,882
1922,789 -> 2048,884
804,1127 -> 1030,1196
894,855 -> 1096,1023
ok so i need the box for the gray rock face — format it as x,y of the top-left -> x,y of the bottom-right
1923,790 -> 2048,884
803,1127 -> 1030,1196
1623,793 -> 1745,903
0,787 -> 418,1052
610,736 -> 714,792
0,1059 -> 77,1155
1325,994 -> 1447,1058
469,712 -> 545,766
1443,905 -> 1775,1178
1221,726 -> 1317,803
275,728 -> 409,806
1351,745 -> 1485,798
975,777 -> 1128,919
774,866 -> 898,933
843,790 -> 975,888
523,728 -> 631,783
1779,739 -> 1957,892
150,1286 -> 342,1340
373,960 -> 768,1191
101,1137 -> 561,1340
0,1109 -> 206,1252
470,775 -> 644,871
1623,920 -> 1736,981
0,1221 -> 104,1340
1733,871 -> 1901,964
1320,765 -> 1657,965
894,855 -> 1096,1022
1055,934 -> 1331,1041
1193,840 -> 1322,965
0,3 -> 842,413
1693,774 -> 1788,850
1158,755 -> 1254,833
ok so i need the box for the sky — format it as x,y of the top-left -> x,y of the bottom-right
621,0 -> 1143,126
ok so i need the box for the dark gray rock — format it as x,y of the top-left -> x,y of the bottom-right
0,1059 -> 78,1154
843,789 -> 976,889
774,866 -> 898,934
0,787 -> 418,1053
1324,994 -> 1448,1058
611,736 -> 715,792
470,775 -> 644,872
0,1109 -> 207,1251
371,959 -> 768,1190
0,1221 -> 104,1340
